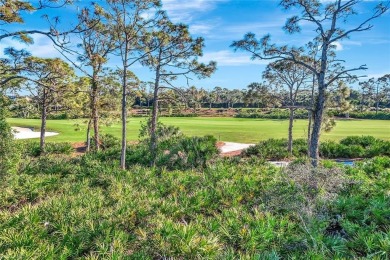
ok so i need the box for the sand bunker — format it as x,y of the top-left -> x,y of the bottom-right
219,142 -> 255,153
12,127 -> 59,139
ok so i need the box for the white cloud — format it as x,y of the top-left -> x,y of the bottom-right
332,41 -> 344,51
161,0 -> 227,23
0,34 -> 60,58
199,50 -> 269,66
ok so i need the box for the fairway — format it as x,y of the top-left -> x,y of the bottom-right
7,117 -> 390,143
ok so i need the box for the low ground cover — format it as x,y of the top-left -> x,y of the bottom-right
7,117 -> 390,143
1,144 -> 389,258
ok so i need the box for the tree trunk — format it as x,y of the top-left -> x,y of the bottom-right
91,74 -> 99,150
307,109 -> 312,157
307,74 -> 315,157
309,44 -> 329,167
40,89 -> 47,154
309,84 -> 326,167
288,107 -> 294,155
120,67 -> 128,170
86,118 -> 92,152
150,62 -> 161,167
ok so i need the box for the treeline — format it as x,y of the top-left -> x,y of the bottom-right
8,78 -> 390,118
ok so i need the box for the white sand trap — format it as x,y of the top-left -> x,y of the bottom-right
12,127 -> 59,140
219,142 -> 255,153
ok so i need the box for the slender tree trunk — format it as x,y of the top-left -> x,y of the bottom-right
120,58 -> 128,170
40,89 -> 47,154
91,74 -> 99,150
307,74 -> 315,157
150,60 -> 161,166
86,118 -> 92,152
288,107 -> 294,155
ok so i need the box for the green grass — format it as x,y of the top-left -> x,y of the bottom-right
7,117 -> 390,143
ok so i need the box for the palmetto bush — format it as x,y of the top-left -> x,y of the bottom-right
1,153 -> 389,258
243,136 -> 390,160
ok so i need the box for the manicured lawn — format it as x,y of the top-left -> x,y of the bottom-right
7,117 -> 390,143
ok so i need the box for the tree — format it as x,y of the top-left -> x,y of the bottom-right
61,3 -> 116,151
264,60 -> 311,155
232,0 -> 388,166
143,20 -> 216,165
375,74 -> 390,112
22,57 -> 75,153
107,0 -> 162,170
359,78 -> 376,112
244,82 -> 276,108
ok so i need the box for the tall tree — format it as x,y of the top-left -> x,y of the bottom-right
23,57 -> 75,152
60,3 -> 116,151
264,60 -> 311,155
232,0 -> 388,166
107,0 -> 162,169
143,20 -> 216,165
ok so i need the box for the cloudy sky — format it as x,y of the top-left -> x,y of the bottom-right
2,0 -> 390,89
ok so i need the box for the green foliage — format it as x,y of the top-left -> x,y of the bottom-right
90,133 -> 121,151
243,138 -> 308,160
320,136 -> 390,159
236,108 -> 309,119
332,110 -> 390,120
1,152 -> 389,258
0,96 -> 21,175
20,141 -> 73,157
243,136 -> 390,160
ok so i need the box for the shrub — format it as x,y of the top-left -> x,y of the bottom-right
0,97 -> 21,175
340,136 -> 377,147
157,135 -> 218,170
21,142 -> 73,157
242,138 -> 289,160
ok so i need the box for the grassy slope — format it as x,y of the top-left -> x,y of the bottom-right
7,117 -> 390,143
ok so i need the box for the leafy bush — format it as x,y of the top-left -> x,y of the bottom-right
242,138 -> 308,160
0,97 -> 21,175
332,110 -> 390,120
340,136 -> 377,147
157,135 -> 218,170
243,136 -> 389,160
125,135 -> 219,170
21,142 -> 73,157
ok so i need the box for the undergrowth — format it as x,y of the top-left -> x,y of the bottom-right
0,151 -> 389,258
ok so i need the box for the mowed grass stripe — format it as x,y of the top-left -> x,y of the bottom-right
7,117 -> 390,143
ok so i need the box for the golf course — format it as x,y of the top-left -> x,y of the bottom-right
8,117 -> 390,143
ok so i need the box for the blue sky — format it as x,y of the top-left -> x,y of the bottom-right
1,0 -> 390,90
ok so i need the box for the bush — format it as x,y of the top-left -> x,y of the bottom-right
242,138 -> 290,160
157,135 -> 218,170
21,142 -> 73,157
243,136 -> 388,160
340,136 -> 377,147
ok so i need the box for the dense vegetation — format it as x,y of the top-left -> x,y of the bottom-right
1,137 -> 389,258
243,136 -> 390,160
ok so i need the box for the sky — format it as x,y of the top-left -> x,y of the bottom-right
1,0 -> 390,90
